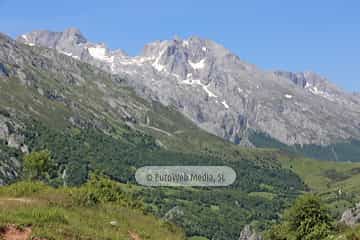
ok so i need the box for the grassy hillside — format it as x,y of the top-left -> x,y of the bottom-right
0,180 -> 185,240
279,153 -> 360,218
250,131 -> 360,162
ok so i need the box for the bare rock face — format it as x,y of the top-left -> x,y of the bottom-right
17,28 -> 360,146
0,116 -> 27,152
340,203 -> 360,227
0,63 -> 8,77
239,225 -> 263,240
163,206 -> 184,222
0,120 -> 9,140
0,115 -> 23,185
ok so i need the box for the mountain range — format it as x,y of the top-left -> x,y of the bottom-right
17,28 -> 360,148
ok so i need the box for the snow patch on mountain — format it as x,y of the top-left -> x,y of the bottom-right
305,83 -> 335,102
152,48 -> 167,72
20,35 -> 35,46
88,46 -> 114,63
181,76 -> 217,98
21,35 -> 29,42
189,59 -> 206,70
118,56 -> 151,66
284,94 -> 293,99
59,50 -> 80,60
221,100 -> 229,109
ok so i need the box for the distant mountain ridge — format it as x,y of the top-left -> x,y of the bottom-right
17,28 -> 360,146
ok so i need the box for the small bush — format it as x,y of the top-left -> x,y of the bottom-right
23,150 -> 56,182
265,194 -> 333,240
71,173 -> 126,207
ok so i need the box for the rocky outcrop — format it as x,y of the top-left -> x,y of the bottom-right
0,120 -> 9,140
274,71 -> 308,88
162,206 -> 184,222
239,225 -> 263,240
340,203 -> 360,227
0,116 -> 28,153
0,63 -> 8,77
0,115 -> 25,185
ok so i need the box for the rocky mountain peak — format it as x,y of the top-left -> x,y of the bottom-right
138,37 -> 209,80
16,27 -> 87,52
16,28 -> 127,62
141,36 -> 212,57
0,33 -> 13,42
139,35 -> 252,83
17,30 -> 59,48
60,27 -> 87,45
141,35 -> 238,65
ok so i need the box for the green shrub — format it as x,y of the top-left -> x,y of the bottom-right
23,150 -> 56,181
265,224 -> 292,240
265,194 -> 333,240
70,173 -> 142,209
286,195 -> 333,240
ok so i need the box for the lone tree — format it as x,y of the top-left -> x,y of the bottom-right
266,194 -> 333,240
23,150 -> 54,181
286,194 -> 333,240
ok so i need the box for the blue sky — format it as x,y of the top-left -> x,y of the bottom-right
1,0 -> 359,91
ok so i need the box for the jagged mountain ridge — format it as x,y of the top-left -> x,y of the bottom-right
17,28 -> 360,146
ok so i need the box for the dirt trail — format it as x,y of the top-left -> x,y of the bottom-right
0,225 -> 32,240
128,230 -> 142,240
0,198 -> 33,203
139,123 -> 173,137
